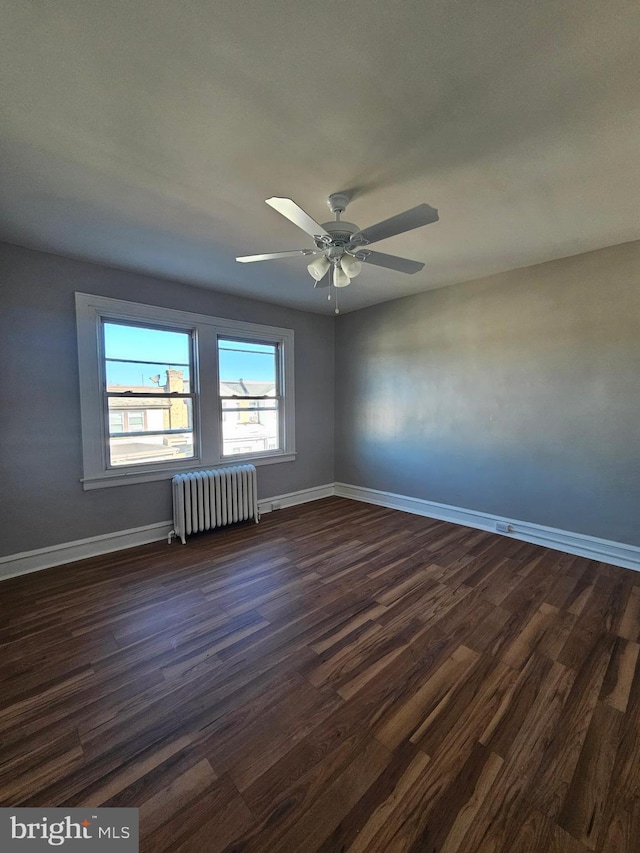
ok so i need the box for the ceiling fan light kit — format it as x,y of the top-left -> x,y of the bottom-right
307,255 -> 331,280
332,263 -> 350,288
236,192 -> 439,309
340,253 -> 362,278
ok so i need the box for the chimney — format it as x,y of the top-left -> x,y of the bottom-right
164,369 -> 188,430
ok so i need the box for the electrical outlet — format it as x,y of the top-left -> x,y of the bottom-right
496,521 -> 513,534
271,501 -> 281,511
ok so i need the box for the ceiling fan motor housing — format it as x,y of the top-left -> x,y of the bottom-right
319,220 -> 358,243
317,221 -> 360,259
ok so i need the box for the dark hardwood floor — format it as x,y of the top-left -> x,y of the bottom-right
1,497 -> 639,852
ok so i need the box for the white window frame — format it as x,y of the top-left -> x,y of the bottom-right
75,293 -> 295,490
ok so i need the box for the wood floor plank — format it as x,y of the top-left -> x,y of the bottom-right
558,700 -> 623,849
479,652 -> 553,755
203,678 -> 343,792
0,496 -> 636,853
456,660 -> 577,850
479,801 -> 551,853
138,758 -> 218,837
263,737 -> 391,853
76,734 -> 196,808
438,747 -> 504,853
410,653 -> 518,756
313,741 -> 423,853
526,634 -> 615,820
336,747 -> 431,853
593,652 -> 640,851
600,636 -> 640,713
141,773 -> 252,853
618,585 -> 640,641
498,601 -> 559,669
375,644 -> 479,751
598,796 -> 640,853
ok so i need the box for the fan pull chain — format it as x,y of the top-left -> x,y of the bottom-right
334,286 -> 340,315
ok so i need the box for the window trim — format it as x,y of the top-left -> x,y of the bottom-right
75,293 -> 296,490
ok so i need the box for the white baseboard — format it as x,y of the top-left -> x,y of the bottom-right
0,483 -> 336,581
3,480 -> 637,581
335,482 -> 640,573
258,483 -> 335,514
0,521 -> 174,581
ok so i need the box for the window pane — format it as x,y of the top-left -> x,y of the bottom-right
221,399 -> 278,411
106,361 -> 191,394
107,399 -> 194,466
222,399 -> 280,456
109,433 -> 194,467
107,398 -> 193,434
218,338 -> 277,398
127,412 -> 144,431
104,322 -> 191,364
103,322 -> 194,469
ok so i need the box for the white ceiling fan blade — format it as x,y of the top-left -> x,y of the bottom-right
349,203 -> 439,247
266,197 -> 331,240
236,249 -> 320,263
359,250 -> 425,274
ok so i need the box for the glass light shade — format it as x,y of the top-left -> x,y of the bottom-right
333,264 -> 350,288
340,254 -> 362,278
307,256 -> 330,281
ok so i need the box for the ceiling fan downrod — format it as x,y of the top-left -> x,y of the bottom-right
327,192 -> 350,218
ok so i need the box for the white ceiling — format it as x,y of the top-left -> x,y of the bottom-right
1,1 -> 639,314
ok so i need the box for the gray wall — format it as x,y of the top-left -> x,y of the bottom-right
335,240 -> 640,546
2,237 -> 639,558
0,242 -> 334,557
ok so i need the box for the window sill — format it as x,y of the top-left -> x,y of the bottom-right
81,452 -> 297,490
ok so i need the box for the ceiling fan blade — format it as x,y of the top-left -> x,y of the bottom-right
236,249 -> 320,263
266,197 -> 331,240
349,203 -> 439,247
359,250 -> 425,274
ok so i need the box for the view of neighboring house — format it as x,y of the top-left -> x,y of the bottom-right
219,379 -> 280,457
108,369 -> 278,466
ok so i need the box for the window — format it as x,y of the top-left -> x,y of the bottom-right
103,322 -> 195,467
109,411 -> 124,432
218,339 -> 280,458
76,293 -> 295,489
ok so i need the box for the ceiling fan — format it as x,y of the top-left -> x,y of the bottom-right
236,193 -> 439,299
